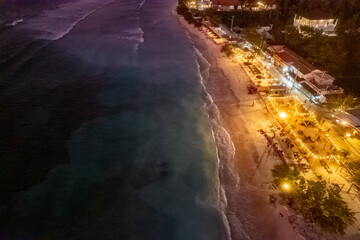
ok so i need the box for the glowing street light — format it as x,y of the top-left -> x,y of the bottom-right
282,182 -> 291,191
346,133 -> 351,137
279,112 -> 287,119
342,121 -> 347,125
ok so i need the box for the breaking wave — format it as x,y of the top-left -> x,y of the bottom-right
19,0 -> 115,41
193,44 -> 236,240
186,25 -> 252,239
117,27 -> 144,43
138,0 -> 147,10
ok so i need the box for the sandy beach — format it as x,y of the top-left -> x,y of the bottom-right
176,13 -> 306,240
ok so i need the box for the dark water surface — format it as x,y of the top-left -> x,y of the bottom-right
0,0 -> 227,239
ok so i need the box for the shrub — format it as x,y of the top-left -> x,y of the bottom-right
220,44 -> 235,57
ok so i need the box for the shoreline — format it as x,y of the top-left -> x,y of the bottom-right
174,9 -> 305,240
193,46 -> 236,240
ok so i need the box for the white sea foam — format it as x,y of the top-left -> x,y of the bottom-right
117,27 -> 144,43
5,19 -> 23,27
192,40 -> 252,240
19,0 -> 115,41
193,46 -> 232,240
138,0 -> 146,10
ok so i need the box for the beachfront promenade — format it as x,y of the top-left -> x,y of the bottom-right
178,4 -> 360,234
181,17 -> 306,238
231,42 -> 360,234
230,46 -> 360,237
185,18 -> 360,237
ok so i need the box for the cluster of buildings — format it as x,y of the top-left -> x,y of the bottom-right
190,0 -> 276,11
194,1 -> 338,35
187,1 -> 345,103
210,0 -> 276,11
194,0 -> 339,36
205,1 -> 338,35
187,0 -> 360,148
267,45 -> 343,103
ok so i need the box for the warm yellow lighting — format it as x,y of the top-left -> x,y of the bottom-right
346,133 -> 351,137
282,182 -> 291,191
342,121 -> 347,125
268,95 -> 344,159
279,112 -> 287,119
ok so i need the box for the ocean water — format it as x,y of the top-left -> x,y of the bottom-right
0,0 -> 228,239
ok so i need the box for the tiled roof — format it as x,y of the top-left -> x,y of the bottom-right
270,45 -> 316,75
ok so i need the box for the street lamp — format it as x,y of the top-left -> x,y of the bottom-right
282,182 -> 291,191
346,133 -> 351,137
279,112 -> 287,119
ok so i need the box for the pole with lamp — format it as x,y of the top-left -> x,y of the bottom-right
230,16 -> 235,32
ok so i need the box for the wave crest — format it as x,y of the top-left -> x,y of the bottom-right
117,27 -> 144,43
19,0 -> 115,41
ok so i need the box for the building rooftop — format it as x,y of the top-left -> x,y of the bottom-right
305,69 -> 335,87
300,81 -> 320,96
268,45 -> 316,75
297,9 -> 335,20
211,0 -> 242,5
308,69 -> 335,81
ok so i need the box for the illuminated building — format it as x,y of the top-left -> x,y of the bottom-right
267,45 -> 343,103
293,9 -> 338,36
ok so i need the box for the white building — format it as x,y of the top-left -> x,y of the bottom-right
304,70 -> 334,86
210,0 -> 242,10
210,0 -> 276,11
293,9 -> 338,35
267,45 -> 343,103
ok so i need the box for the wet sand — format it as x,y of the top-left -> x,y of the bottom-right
177,15 -> 304,240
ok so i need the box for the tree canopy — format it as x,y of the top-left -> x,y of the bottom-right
272,164 -> 355,235
280,26 -> 360,94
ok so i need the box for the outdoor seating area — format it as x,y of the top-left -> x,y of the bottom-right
268,95 -> 344,164
232,47 -> 279,88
